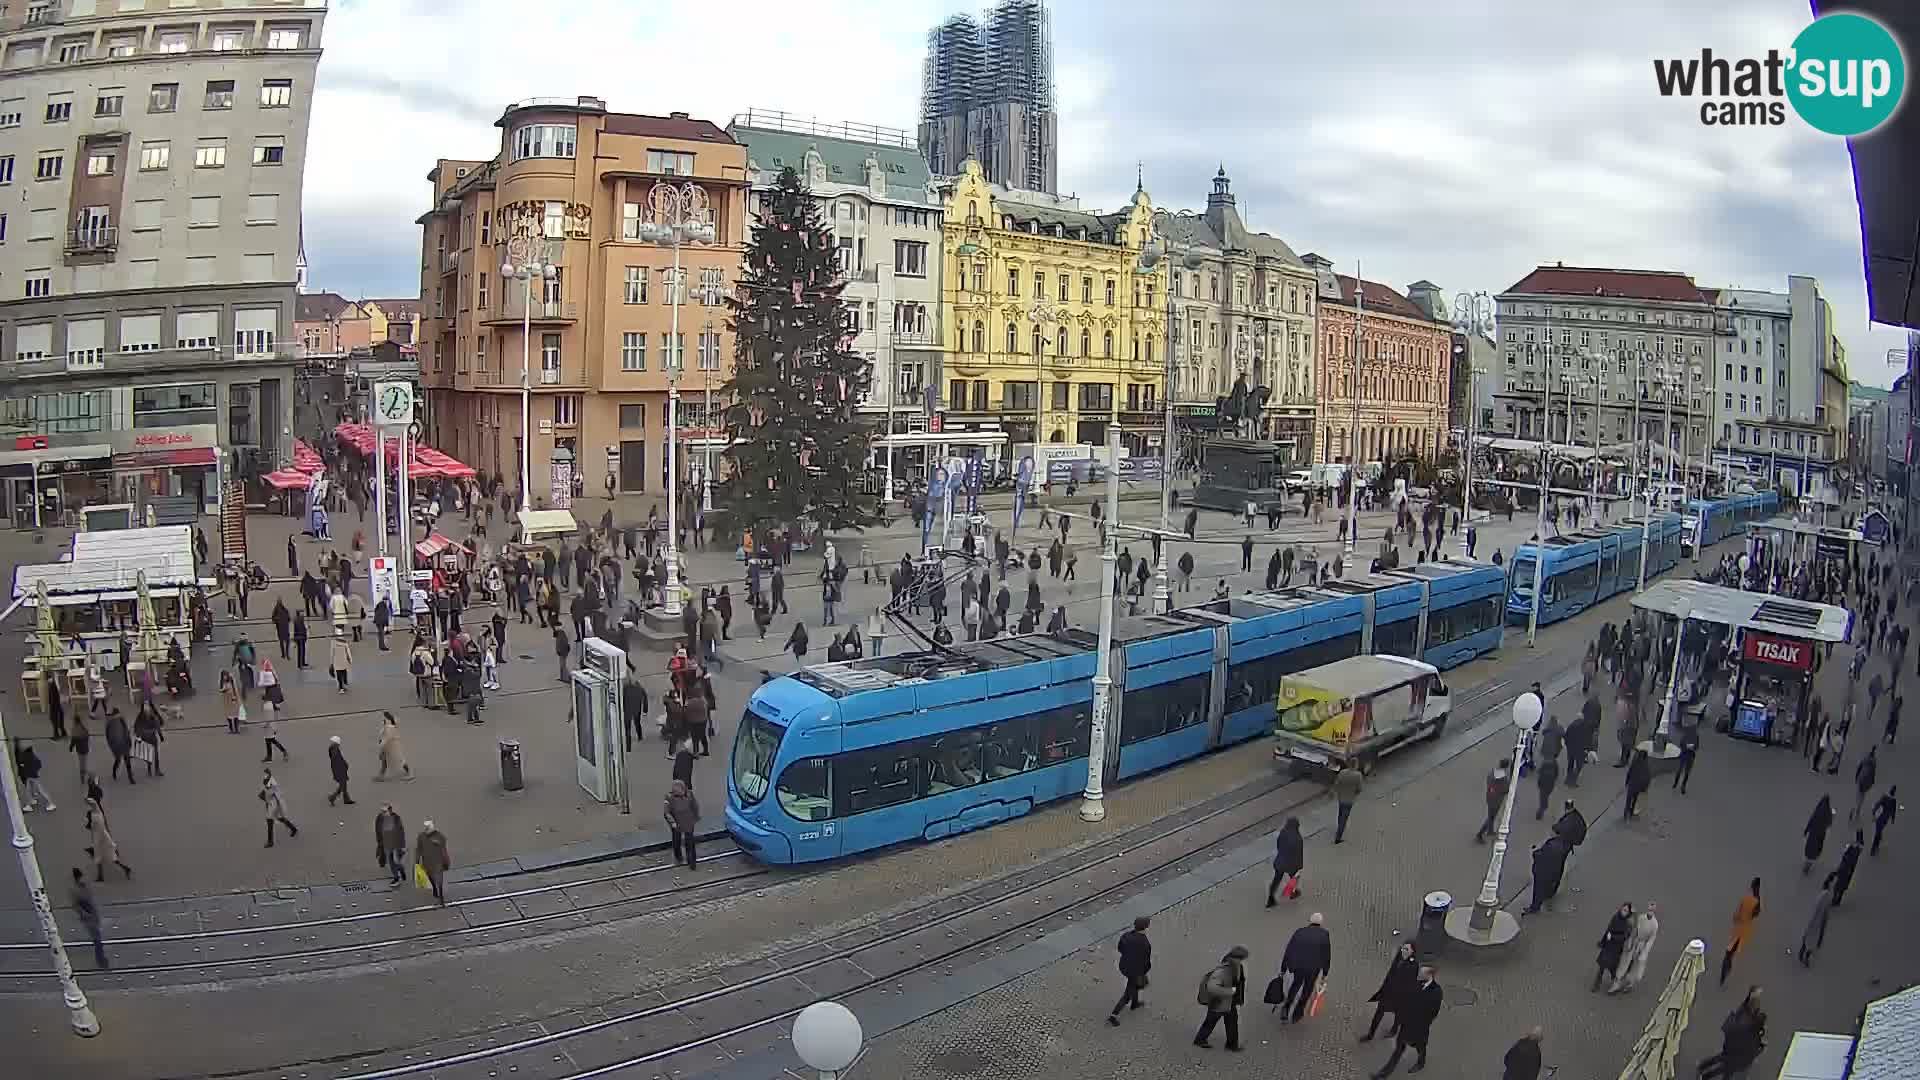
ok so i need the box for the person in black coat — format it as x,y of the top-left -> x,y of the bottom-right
1802,794 -> 1834,874
1265,817 -> 1305,906
1826,831 -> 1864,905
1371,965 -> 1441,1077
1624,750 -> 1652,818
1594,902 -> 1633,990
1107,915 -> 1152,1025
1361,942 -> 1417,1041
672,740 -> 696,792
1523,834 -> 1571,914
1565,696 -> 1601,787
271,599 -> 293,659
326,736 -> 354,806
1503,1028 -> 1544,1080
1275,913 -> 1332,1022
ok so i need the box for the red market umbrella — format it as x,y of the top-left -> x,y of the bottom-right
262,469 -> 311,490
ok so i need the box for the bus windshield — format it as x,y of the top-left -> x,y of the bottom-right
731,708 -> 784,805
1507,557 -> 1536,597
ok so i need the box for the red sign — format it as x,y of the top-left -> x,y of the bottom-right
132,432 -> 197,448
1743,632 -> 1812,671
13,435 -> 47,451
928,414 -> 943,433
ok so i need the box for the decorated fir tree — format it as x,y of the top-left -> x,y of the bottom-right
721,166 -> 879,537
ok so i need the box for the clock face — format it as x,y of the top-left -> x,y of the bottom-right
379,385 -> 411,419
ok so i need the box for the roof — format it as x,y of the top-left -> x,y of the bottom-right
1502,265 -> 1715,305
730,123 -> 933,196
604,112 -> 734,144
296,293 -> 358,322
1853,984 -> 1920,1080
361,298 -> 420,319
1001,198 -> 1109,239
1328,275 -> 1443,323
518,509 -> 579,539
1629,580 -> 1853,643
1152,211 -> 1307,267
1281,653 -> 1437,698
1717,288 -> 1792,315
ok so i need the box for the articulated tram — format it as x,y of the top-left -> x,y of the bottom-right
727,558 -> 1506,864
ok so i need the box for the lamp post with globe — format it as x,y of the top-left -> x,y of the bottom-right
499,221 -> 559,515
793,1001 -> 864,1080
1445,690 -> 1541,947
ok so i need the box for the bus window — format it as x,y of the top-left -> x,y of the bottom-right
776,758 -> 832,821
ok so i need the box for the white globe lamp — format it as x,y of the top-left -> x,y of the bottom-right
793,1000 -> 863,1079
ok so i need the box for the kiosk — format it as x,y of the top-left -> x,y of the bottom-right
1631,580 -> 1850,749
11,525 -> 204,665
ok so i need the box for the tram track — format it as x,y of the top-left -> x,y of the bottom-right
231,658 -> 1556,1080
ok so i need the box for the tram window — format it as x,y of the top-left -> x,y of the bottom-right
1226,632 -> 1362,713
1426,610 -> 1453,646
1033,704 -> 1092,763
1120,673 -> 1210,745
1556,560 -> 1598,594
983,720 -> 1034,778
923,729 -> 985,793
1600,552 -> 1617,583
1376,618 -> 1418,656
834,746 -> 920,814
776,757 -> 833,821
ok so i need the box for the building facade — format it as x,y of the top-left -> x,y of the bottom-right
1306,258 -> 1452,463
1492,266 -> 1718,470
936,158 -> 1162,452
360,297 -> 418,345
1714,276 -> 1848,491
1152,167 -> 1318,459
918,0 -> 1056,194
294,291 -> 369,357
727,110 -> 945,470
0,0 -> 322,525
416,97 -> 748,500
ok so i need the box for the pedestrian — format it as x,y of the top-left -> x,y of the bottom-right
330,630 -> 353,693
67,867 -> 108,970
219,670 -> 242,735
103,707 -> 134,785
320,735 -> 355,807
1802,794 -> 1834,874
1796,882 -> 1833,967
1870,786 -> 1898,855
1272,912 -> 1332,1023
84,796 -> 132,881
1265,816 -> 1305,906
1103,914 -> 1156,1026
1593,901 -> 1633,991
415,819 -> 450,904
664,778 -> 700,868
1674,725 -> 1700,793
1610,902 -> 1660,993
1522,834 -> 1571,914
1697,988 -> 1767,1080
1852,747 -> 1879,822
1370,965 -> 1441,1077
13,739 -> 53,811
1624,749 -> 1651,818
375,803 -> 408,887
553,624 -> 571,682
1825,831 -> 1863,906
377,712 -> 412,781
1719,877 -> 1761,985
481,634 -> 499,690
1503,1028 -> 1544,1080
1474,757 -> 1513,842
46,676 -> 66,740
1192,944 -> 1249,1051
1360,941 -> 1417,1041
1533,748 -> 1560,820
787,622 -> 809,662
1333,764 -> 1362,843
67,711 -> 90,780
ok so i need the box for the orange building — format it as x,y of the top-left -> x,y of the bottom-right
416,96 -> 748,497
1305,256 -> 1453,464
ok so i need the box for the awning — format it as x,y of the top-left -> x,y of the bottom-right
0,443 -> 112,468
291,439 -> 324,475
518,509 -> 579,540
415,532 -> 471,560
262,469 -> 312,490
1630,580 -> 1853,643
113,447 -> 217,469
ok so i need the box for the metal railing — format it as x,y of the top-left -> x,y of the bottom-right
729,108 -> 915,149
65,225 -> 115,254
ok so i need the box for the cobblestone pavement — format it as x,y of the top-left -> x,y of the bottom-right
0,490 -> 1555,908
845,584 -> 1920,1080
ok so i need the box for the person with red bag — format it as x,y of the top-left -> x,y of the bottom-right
1270,912 -> 1332,1023
1265,817 -> 1305,906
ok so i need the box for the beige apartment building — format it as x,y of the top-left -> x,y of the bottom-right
417,96 -> 747,500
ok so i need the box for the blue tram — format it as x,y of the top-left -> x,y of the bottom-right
1505,515 -> 1683,627
1683,491 -> 1779,555
727,559 -> 1507,864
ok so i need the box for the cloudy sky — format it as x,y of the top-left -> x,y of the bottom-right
306,0 -> 1908,387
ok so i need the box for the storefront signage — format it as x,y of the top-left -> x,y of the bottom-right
132,432 -> 199,448
1743,632 -> 1813,671
106,425 -> 219,455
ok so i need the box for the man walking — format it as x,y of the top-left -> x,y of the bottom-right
1871,786 -> 1898,855
1276,913 -> 1332,1023
375,804 -> 407,887
70,867 -> 107,970
1107,915 -> 1151,1025
1192,945 -> 1249,1050
1533,744 -> 1560,820
1371,965 -> 1441,1076
1674,725 -> 1700,793
326,735 -> 354,806
1333,764 -> 1362,844
1852,747 -> 1879,823
1474,758 -> 1513,843
1502,1028 -> 1543,1080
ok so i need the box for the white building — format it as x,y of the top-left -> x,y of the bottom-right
1714,276 -> 1848,489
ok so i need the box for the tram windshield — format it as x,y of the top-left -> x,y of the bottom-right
732,708 -> 785,805
1507,556 -> 1536,598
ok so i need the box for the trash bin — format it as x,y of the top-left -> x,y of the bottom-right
499,738 -> 524,791
1415,890 -> 1452,959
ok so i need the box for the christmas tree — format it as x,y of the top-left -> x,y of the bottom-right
721,166 -> 880,538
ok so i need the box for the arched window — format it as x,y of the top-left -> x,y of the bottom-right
1058,331 -> 1068,357
1033,327 -> 1044,356
1145,337 -> 1154,365
1006,322 -> 1017,353
971,320 -> 985,353
1103,331 -> 1113,358
1080,329 -> 1091,357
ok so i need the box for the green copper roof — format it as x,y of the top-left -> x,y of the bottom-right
728,124 -> 933,197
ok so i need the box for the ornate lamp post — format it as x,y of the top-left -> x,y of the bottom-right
1445,690 -> 1541,947
635,182 -> 716,619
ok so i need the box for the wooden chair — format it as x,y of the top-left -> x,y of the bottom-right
18,671 -> 44,714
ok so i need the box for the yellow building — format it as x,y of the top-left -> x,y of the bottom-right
937,160 -> 1165,453
361,299 -> 422,346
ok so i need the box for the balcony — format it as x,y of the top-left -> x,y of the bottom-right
5,346 -> 298,381
892,327 -> 942,349
65,225 -> 116,256
441,251 -> 459,274
483,298 -> 578,325
539,368 -> 560,385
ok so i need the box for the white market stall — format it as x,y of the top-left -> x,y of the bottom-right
12,525 -> 206,670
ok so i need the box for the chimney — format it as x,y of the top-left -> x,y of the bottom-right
670,111 -> 690,120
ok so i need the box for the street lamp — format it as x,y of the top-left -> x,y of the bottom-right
635,181 -> 717,620
793,1001 -> 864,1080
1137,219 -> 1207,615
500,227 -> 559,515
1446,690 -> 1541,947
